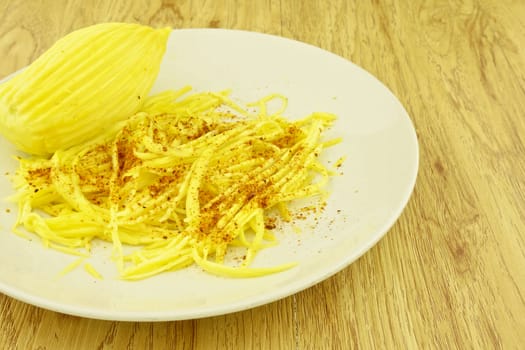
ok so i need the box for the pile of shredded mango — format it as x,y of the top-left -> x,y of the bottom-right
11,87 -> 340,279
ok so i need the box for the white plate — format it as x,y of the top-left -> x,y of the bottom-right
0,29 -> 418,321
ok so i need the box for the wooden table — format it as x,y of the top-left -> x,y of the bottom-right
1,1 -> 524,348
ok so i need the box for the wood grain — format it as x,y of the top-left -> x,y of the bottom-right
1,0 -> 524,349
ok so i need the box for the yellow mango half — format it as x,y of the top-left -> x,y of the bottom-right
0,23 -> 171,155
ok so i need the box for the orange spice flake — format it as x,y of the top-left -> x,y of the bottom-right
26,167 -> 51,181
264,216 -> 277,230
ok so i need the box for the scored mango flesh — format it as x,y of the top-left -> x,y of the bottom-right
0,23 -> 171,155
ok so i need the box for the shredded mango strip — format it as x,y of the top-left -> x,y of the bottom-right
10,87 -> 338,279
84,263 -> 103,280
57,257 -> 86,277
